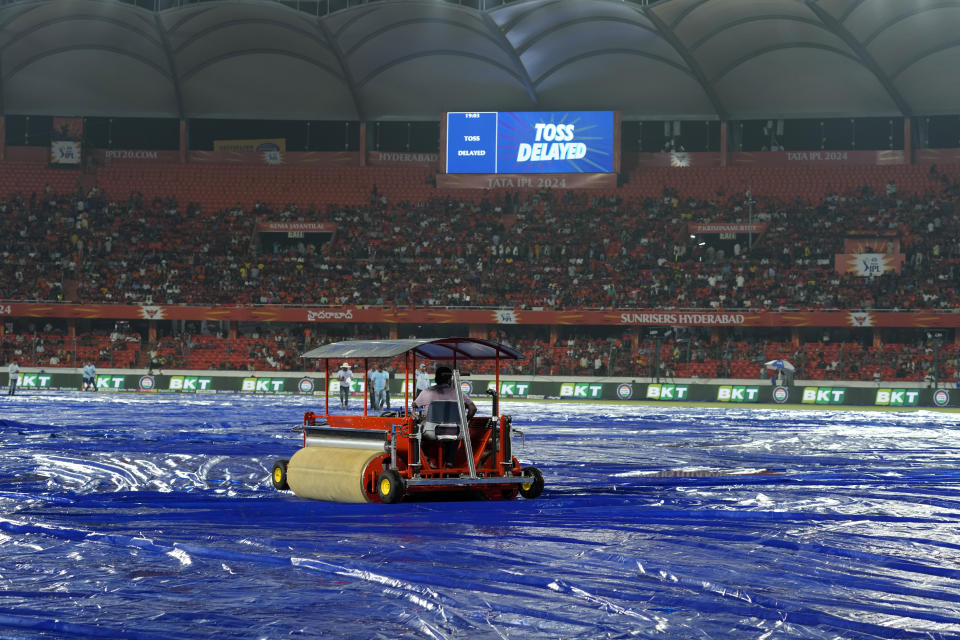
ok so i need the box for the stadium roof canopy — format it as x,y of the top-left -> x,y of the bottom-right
0,0 -> 957,121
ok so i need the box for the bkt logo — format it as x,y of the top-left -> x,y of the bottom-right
169,376 -> 213,391
96,375 -> 126,389
328,380 -> 365,393
801,387 -> 845,404
18,373 -> 52,388
242,378 -> 286,393
646,384 -> 688,400
717,386 -> 760,402
487,381 -> 530,397
875,389 -> 920,406
560,383 -> 603,398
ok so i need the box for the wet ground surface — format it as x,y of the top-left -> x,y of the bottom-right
2,392 -> 959,639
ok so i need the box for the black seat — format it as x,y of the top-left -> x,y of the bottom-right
422,401 -> 461,440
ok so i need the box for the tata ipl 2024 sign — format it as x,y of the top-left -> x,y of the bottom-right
446,111 -> 614,174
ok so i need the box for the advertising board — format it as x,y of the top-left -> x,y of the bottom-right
1,372 -> 957,407
717,386 -> 761,402
801,387 -> 846,404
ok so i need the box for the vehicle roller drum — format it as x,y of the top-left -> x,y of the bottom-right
304,434 -> 386,451
287,445 -> 382,503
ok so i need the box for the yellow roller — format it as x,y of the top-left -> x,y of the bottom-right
286,445 -> 385,503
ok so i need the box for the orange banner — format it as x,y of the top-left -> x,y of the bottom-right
843,237 -> 900,254
4,304 -> 960,328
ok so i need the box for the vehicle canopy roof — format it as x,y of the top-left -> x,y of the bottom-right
301,337 -> 523,361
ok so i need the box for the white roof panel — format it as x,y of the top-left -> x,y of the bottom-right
0,0 -> 954,120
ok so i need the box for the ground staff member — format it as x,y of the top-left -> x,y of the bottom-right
336,362 -> 353,409
7,360 -> 19,396
370,364 -> 389,410
415,363 -> 430,398
82,362 -> 96,391
413,366 -> 476,418
414,366 -> 476,465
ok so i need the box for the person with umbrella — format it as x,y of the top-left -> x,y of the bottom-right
765,359 -> 795,386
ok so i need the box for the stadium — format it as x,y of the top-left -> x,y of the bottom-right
1,0 -> 959,401
2,1 -> 960,638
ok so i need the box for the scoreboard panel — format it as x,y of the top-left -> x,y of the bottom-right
445,111 -> 615,174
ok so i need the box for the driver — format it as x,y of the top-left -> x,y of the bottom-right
413,366 -> 476,467
413,365 -> 476,420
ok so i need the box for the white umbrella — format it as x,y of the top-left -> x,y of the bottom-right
765,359 -> 795,372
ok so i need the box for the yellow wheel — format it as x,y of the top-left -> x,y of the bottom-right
376,469 -> 404,504
271,459 -> 289,491
519,466 -> 544,499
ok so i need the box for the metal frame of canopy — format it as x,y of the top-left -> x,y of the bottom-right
302,337 -> 523,422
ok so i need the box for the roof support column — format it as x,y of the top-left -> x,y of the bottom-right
720,121 -> 728,167
153,13 -> 185,122
316,19 -> 364,124
904,119 -> 912,165
642,6 -> 728,121
805,1 -> 912,119
179,119 -> 187,164
359,122 -> 367,166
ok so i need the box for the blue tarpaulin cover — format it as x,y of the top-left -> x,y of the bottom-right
1,392 -> 959,638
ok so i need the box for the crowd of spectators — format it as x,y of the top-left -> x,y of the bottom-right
3,163 -> 960,384
1,165 -> 959,311
0,185 -> 69,302
3,326 -> 958,384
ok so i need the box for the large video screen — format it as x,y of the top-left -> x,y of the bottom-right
445,111 -> 615,174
